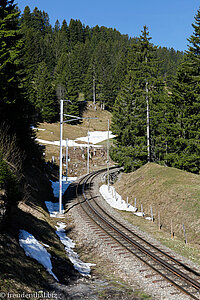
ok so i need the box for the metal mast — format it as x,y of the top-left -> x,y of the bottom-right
66,138 -> 68,181
146,81 -> 150,162
59,99 -> 64,214
107,119 -> 110,188
87,130 -> 90,174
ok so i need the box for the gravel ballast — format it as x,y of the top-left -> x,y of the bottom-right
64,172 -> 200,300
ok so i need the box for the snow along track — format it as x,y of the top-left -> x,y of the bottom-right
76,168 -> 200,299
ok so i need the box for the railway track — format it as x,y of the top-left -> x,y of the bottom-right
76,167 -> 200,299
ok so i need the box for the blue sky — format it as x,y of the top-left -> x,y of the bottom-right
16,0 -> 200,51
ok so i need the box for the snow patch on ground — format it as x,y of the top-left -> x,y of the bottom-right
36,130 -> 115,147
76,131 -> 115,144
36,138 -> 89,147
45,201 -> 64,218
99,184 -> 154,220
19,176 -> 95,281
19,230 -> 58,281
45,178 -> 95,276
99,185 -> 137,212
56,222 -> 96,276
31,126 -> 46,131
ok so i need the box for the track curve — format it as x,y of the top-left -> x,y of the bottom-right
76,168 -> 200,299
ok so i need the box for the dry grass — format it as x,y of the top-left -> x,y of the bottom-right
114,163 -> 200,265
36,102 -> 112,142
35,102 -> 113,176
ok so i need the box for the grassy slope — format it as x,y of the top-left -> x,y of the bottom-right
0,165 -> 79,294
36,104 -> 200,265
36,102 -> 112,142
114,163 -> 200,265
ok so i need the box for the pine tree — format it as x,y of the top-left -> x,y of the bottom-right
31,61 -> 58,123
167,8 -> 200,173
68,19 -> 85,49
0,0 -> 33,149
156,46 -> 184,87
84,40 -> 114,109
111,26 -> 168,171
53,19 -> 69,61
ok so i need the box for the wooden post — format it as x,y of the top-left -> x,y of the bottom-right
150,206 -> 154,222
171,219 -> 174,239
183,224 -> 187,244
158,211 -> 161,230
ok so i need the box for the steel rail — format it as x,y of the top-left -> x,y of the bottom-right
87,171 -> 200,277
76,168 -> 200,299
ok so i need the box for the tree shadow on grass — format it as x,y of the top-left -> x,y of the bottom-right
0,206 -> 79,290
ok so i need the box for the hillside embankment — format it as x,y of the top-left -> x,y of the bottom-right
0,163 -> 79,295
0,163 -> 149,300
114,162 -> 200,264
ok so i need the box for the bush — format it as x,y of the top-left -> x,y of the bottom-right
0,154 -> 20,203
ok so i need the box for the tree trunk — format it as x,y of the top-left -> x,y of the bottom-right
93,67 -> 96,105
146,81 -> 150,162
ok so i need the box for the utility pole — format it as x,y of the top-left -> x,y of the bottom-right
87,130 -> 90,174
59,99 -> 64,214
107,119 -> 110,188
66,138 -> 68,181
146,81 -> 150,162
145,53 -> 150,163
93,73 -> 96,105
58,102 -> 97,213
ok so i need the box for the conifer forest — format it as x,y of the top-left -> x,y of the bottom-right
1,0 -> 200,178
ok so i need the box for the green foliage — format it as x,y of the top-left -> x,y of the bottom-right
19,5 -> 182,126
3,2 -> 195,175
31,61 -> 58,123
167,8 -> 200,173
111,26 -> 168,171
156,47 -> 184,87
0,0 -> 34,151
0,154 -> 20,203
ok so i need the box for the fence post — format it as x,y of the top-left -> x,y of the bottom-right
183,224 -> 187,244
150,206 -> 154,222
158,211 -> 161,230
171,219 -> 174,239
141,204 -> 143,216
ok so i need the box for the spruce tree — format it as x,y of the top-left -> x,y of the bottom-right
111,26 -> 168,171
168,8 -> 200,173
53,19 -> 69,61
0,0 -> 33,149
32,61 -> 58,123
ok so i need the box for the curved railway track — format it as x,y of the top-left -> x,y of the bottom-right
76,167 -> 200,299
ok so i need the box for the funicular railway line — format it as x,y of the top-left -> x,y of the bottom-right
76,167 -> 200,299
